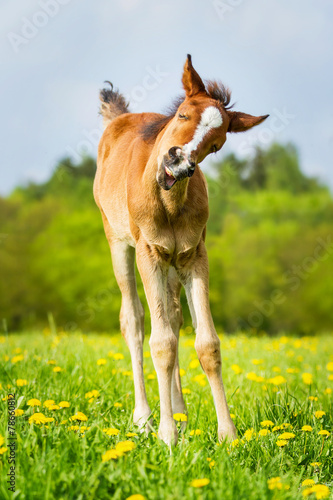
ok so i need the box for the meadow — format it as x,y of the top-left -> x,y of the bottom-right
0,329 -> 332,499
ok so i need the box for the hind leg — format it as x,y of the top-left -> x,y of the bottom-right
102,214 -> 151,430
168,267 -> 187,423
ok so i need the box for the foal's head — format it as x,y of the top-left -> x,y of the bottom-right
154,55 -> 268,190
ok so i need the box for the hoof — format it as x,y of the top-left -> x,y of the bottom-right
158,421 -> 178,446
218,423 -> 237,443
133,407 -> 153,435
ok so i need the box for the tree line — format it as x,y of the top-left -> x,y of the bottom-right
1,143 -> 332,334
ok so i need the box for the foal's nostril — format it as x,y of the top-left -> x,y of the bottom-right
168,146 -> 181,159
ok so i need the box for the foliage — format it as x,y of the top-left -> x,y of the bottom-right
0,144 -> 332,333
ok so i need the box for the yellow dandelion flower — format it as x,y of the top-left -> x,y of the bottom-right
143,351 -> 150,358
173,413 -> 187,422
302,479 -> 316,487
147,373 -> 156,380
324,388 -> 332,395
48,404 -> 60,410
85,390 -> 100,399
29,413 -> 54,424
114,402 -> 122,408
126,432 -> 138,438
273,366 -> 281,373
278,432 -> 295,440
182,388 -> 191,394
268,375 -> 287,385
246,372 -> 259,381
113,353 -> 124,360
302,484 -> 330,499
231,364 -> 243,374
261,420 -> 274,427
70,411 -> 88,422
328,375 -> 333,381
189,359 -> 200,369
243,428 -> 256,441
27,399 -> 41,407
14,409 -> 24,416
302,373 -> 313,385
97,359 -> 107,366
259,429 -> 270,436
53,367 -> 62,373
103,428 -> 120,436
60,420 -> 68,425
302,425 -> 313,432
276,439 -> 288,447
47,360 -> 56,365
11,355 -> 24,363
230,413 -> 236,419
68,425 -> 80,431
179,368 -> 186,377
102,449 -> 120,461
268,477 -> 282,490
0,447 -> 8,455
308,396 -> 318,401
251,359 -> 264,365
310,462 -> 322,467
209,460 -> 215,469
190,478 -> 210,488
314,411 -> 325,419
190,429 -> 202,436
318,430 -> 330,437
287,367 -> 300,373
16,379 -> 27,387
231,439 -> 239,448
0,436 -> 4,447
126,495 -> 145,500
326,362 -> 333,372
58,401 -> 70,408
43,400 -> 56,408
116,441 -> 136,453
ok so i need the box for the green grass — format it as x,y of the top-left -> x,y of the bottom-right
0,330 -> 332,500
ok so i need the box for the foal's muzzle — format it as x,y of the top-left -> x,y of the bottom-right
159,147 -> 196,190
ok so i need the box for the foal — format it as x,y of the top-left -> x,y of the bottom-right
94,55 -> 268,445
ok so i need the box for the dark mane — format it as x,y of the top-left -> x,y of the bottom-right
141,95 -> 184,142
141,82 -> 233,142
205,80 -> 233,109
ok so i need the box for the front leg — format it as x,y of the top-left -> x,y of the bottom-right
178,240 -> 237,442
136,239 -> 178,446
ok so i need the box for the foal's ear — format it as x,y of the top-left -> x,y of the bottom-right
182,54 -> 206,97
227,111 -> 269,133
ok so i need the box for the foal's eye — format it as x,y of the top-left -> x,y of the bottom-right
212,144 -> 218,153
178,113 -> 189,120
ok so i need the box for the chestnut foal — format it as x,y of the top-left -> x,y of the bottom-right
94,55 -> 268,445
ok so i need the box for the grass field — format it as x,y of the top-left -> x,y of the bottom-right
0,329 -> 332,499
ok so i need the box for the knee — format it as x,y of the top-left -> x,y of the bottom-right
195,335 -> 221,375
120,299 -> 145,339
150,331 -> 177,372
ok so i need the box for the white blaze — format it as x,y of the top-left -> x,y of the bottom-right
183,106 -> 222,156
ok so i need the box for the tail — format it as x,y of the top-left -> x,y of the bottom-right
99,81 -> 129,129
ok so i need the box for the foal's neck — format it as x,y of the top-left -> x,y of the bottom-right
160,179 -> 189,217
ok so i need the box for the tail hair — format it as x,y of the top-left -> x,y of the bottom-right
99,81 -> 129,128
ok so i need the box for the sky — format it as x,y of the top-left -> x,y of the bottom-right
1,0 -> 333,194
